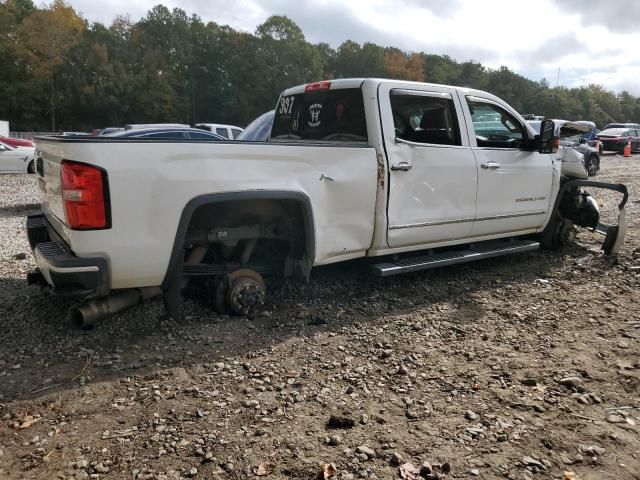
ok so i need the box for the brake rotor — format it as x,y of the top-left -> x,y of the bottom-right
559,220 -> 576,244
226,269 -> 266,315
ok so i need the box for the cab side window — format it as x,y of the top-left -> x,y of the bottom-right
390,92 -> 461,146
467,98 -> 524,148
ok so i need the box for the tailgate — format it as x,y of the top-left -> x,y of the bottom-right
34,138 -> 75,244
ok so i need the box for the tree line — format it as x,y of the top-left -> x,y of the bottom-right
1,0 -> 639,132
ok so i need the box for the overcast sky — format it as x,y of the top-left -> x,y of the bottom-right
55,0 -> 640,94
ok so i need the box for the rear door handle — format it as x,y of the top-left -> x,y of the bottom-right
390,162 -> 412,171
480,161 -> 501,170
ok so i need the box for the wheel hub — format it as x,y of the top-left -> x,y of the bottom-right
226,269 -> 266,315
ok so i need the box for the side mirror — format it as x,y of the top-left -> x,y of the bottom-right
538,119 -> 557,154
580,137 -> 588,144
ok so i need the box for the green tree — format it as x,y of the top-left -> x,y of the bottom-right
16,0 -> 85,130
1,3 -> 639,131
332,41 -> 385,78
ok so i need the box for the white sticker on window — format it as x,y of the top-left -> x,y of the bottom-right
308,103 -> 322,127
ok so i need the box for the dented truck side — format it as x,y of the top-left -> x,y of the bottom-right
26,78 -> 628,326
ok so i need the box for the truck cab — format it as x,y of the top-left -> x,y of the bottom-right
273,79 -> 558,253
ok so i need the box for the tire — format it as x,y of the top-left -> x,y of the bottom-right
27,160 -> 35,174
585,155 -> 598,176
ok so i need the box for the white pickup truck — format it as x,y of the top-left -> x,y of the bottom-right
27,78 -> 628,327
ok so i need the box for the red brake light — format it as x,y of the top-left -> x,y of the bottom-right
305,80 -> 331,92
60,161 -> 109,229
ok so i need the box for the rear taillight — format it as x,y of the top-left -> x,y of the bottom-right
60,160 -> 109,230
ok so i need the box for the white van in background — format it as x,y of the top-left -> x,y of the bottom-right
194,123 -> 243,139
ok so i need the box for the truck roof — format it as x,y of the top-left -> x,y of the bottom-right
281,78 -> 498,102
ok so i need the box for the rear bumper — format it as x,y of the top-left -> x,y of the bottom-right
26,213 -> 109,297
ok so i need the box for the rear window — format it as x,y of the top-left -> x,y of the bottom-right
271,87 -> 368,143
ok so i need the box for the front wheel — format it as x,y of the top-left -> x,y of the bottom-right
585,155 -> 598,176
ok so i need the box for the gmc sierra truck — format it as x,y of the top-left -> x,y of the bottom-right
26,78 -> 628,327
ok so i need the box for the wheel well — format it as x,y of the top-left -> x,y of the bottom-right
188,198 -> 309,257
161,192 -> 315,290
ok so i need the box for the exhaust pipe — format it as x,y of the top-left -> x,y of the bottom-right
69,287 -> 162,329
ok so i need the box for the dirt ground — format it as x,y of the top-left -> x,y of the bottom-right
0,154 -> 639,480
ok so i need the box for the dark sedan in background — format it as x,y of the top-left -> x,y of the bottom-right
108,128 -> 225,140
597,127 -> 640,154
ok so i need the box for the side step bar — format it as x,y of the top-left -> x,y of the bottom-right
372,239 -> 540,277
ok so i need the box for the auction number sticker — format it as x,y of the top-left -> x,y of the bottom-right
279,96 -> 294,115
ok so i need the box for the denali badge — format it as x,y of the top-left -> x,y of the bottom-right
515,196 -> 546,202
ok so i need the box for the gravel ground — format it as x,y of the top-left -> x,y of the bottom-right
0,155 -> 639,480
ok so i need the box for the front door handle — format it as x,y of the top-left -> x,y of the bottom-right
390,162 -> 412,171
480,161 -> 501,170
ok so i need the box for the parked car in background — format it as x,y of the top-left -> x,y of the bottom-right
124,123 -> 190,130
603,122 -> 640,130
522,114 -> 545,121
0,136 -> 34,148
90,127 -> 125,136
108,127 -> 225,140
574,120 -> 602,154
597,127 -> 640,154
0,140 -> 35,173
528,119 -> 600,176
237,111 -> 274,142
194,123 -> 243,139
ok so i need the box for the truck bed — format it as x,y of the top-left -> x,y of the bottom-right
34,137 -> 379,289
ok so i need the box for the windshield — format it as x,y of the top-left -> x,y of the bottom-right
271,87 -> 368,143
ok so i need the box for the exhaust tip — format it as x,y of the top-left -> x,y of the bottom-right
68,307 -> 94,330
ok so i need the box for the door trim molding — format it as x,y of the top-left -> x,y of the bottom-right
389,210 -> 546,230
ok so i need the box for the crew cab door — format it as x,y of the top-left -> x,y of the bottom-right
461,95 -> 553,236
380,84 -> 477,248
